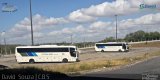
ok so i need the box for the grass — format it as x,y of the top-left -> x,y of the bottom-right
41,60 -> 112,73
146,50 -> 160,57
130,41 -> 160,48
14,58 -> 141,73
13,59 -> 131,73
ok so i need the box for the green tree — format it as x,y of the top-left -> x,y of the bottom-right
100,37 -> 116,43
124,30 -> 160,42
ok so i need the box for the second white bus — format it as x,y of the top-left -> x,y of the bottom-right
95,42 -> 129,52
15,45 -> 79,63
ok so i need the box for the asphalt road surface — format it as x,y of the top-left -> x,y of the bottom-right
84,56 -> 160,80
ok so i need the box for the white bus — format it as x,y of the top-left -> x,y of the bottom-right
95,42 -> 129,52
15,45 -> 79,63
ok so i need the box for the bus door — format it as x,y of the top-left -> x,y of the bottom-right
70,48 -> 76,57
122,44 -> 127,51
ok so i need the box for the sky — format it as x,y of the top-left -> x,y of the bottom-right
0,0 -> 160,45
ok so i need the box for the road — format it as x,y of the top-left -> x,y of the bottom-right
83,56 -> 160,80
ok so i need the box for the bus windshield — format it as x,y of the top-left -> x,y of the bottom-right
70,48 -> 76,57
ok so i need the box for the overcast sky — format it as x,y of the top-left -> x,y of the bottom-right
0,0 -> 160,45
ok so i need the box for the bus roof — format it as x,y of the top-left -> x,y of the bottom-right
16,45 -> 76,48
96,42 -> 127,44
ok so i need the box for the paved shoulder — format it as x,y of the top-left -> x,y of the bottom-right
84,56 -> 160,79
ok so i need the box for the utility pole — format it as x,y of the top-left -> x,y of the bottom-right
71,34 -> 73,45
83,37 -> 85,48
0,32 -> 2,56
29,0 -> 34,46
1,3 -> 17,55
115,15 -> 118,42
146,25 -> 149,44
2,31 -> 7,55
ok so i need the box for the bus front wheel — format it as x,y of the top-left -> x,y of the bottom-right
29,59 -> 35,63
118,49 -> 122,52
62,58 -> 68,63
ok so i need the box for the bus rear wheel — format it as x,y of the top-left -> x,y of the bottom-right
62,58 -> 68,63
29,59 -> 35,63
101,50 -> 104,52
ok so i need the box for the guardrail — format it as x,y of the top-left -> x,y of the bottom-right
128,40 -> 160,44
